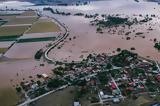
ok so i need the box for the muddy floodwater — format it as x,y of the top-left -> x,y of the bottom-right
45,0 -> 160,62
47,14 -> 160,62
0,0 -> 160,105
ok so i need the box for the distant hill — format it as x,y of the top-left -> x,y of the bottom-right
147,0 -> 160,2
0,0 -> 95,5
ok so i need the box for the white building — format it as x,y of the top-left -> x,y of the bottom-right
74,102 -> 81,106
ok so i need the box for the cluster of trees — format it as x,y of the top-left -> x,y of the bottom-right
95,16 -> 129,28
53,66 -> 65,76
139,16 -> 152,23
154,42 -> 160,51
134,0 -> 139,2
43,7 -> 71,16
74,13 -> 84,16
85,14 -> 99,18
34,87 -> 48,98
109,69 -> 121,78
91,16 -> 133,33
97,71 -> 109,84
152,64 -> 158,70
112,50 -> 137,67
47,79 -> 66,89
91,14 -> 155,33
16,87 -> 22,93
34,49 -> 43,60
132,68 -> 145,77
145,79 -> 157,92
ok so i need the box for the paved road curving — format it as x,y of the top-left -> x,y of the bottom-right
43,11 -> 69,62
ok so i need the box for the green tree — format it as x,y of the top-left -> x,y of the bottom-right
16,87 -> 22,93
106,63 -> 112,69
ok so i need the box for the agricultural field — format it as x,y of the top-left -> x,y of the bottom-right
32,86 -> 75,106
0,15 -> 18,20
17,37 -> 56,43
0,26 -> 29,39
0,48 -> 8,53
0,88 -> 19,106
4,17 -> 38,25
20,11 -> 37,16
0,11 -> 39,41
26,18 -> 60,33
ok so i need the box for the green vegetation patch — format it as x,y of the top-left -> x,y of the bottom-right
17,37 -> 56,43
97,16 -> 129,27
0,14 -> 20,16
34,49 -> 43,60
0,35 -> 19,41
0,26 -> 29,37
5,17 -> 38,25
154,42 -> 160,51
145,79 -> 158,92
0,21 -> 7,26
90,16 -> 132,30
26,21 -> 60,33
132,68 -> 145,77
112,50 -> 137,67
47,79 -> 67,89
97,71 -> 109,84
0,48 -> 8,53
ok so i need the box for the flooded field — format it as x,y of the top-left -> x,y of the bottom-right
44,0 -> 160,62
0,58 -> 54,106
45,14 -> 160,62
0,9 -> 61,106
4,41 -> 51,58
0,0 -> 159,105
0,41 -> 14,48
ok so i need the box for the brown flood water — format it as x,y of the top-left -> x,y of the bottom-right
44,0 -> 160,63
47,14 -> 160,62
0,0 -> 160,105
0,58 -> 54,105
